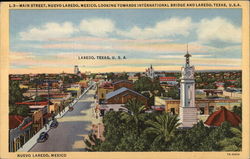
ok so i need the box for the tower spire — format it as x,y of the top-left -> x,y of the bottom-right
184,43 -> 191,67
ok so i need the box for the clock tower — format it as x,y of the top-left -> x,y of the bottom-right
179,45 -> 198,128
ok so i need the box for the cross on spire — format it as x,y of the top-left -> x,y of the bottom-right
184,44 -> 191,66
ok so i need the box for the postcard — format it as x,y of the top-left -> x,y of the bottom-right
0,1 -> 249,159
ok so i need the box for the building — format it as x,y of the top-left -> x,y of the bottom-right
128,76 -> 139,82
204,106 -> 241,127
74,65 -> 80,74
155,96 -> 241,122
113,80 -> 134,91
97,82 -> 114,104
78,80 -> 89,89
179,48 -> 198,128
223,89 -> 242,98
9,116 -> 33,152
67,84 -> 82,97
32,109 -> 44,133
146,64 -> 155,79
159,77 -> 178,86
105,87 -> 148,106
203,89 -> 223,96
23,89 -> 61,98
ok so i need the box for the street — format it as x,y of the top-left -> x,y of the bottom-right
29,88 -> 97,152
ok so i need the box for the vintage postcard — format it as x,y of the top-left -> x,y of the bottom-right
0,1 -> 249,159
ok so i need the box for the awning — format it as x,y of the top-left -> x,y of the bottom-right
20,121 -> 33,130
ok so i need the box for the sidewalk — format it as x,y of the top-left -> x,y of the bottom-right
17,83 -> 96,152
17,120 -> 52,152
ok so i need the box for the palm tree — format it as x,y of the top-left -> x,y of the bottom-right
121,99 -> 146,134
144,112 -> 180,144
83,133 -> 102,151
219,124 -> 242,151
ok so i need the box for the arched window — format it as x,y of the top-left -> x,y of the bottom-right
199,107 -> 205,115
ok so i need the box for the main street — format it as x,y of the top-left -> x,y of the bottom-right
30,87 -> 98,152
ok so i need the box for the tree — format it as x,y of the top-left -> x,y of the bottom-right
233,104 -> 242,119
144,112 -> 180,150
97,105 -> 151,151
134,77 -> 153,92
16,105 -> 30,117
134,77 -> 164,96
121,99 -> 146,134
164,86 -> 180,99
34,96 -> 47,102
203,83 -> 217,89
218,125 -> 242,151
9,81 -> 25,105
224,81 -> 233,88
115,131 -> 148,151
101,111 -> 127,150
199,121 -> 234,151
9,105 -> 30,117
117,73 -> 129,80
107,72 -> 115,81
168,121 -> 237,151
83,133 -> 102,151
9,106 -> 17,115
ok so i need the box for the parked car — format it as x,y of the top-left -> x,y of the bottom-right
69,106 -> 74,111
50,120 -> 59,128
37,132 -> 49,143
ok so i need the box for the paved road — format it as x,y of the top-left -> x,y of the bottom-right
30,88 -> 97,152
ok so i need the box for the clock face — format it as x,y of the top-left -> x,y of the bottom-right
186,70 -> 191,76
185,69 -> 194,78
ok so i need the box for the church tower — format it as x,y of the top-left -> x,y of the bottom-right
179,45 -> 198,128
146,64 -> 155,79
149,64 -> 155,79
74,65 -> 80,74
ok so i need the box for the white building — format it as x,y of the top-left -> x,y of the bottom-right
74,65 -> 80,74
179,49 -> 198,128
146,64 -> 155,79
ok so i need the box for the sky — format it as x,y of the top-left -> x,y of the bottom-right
10,9 -> 242,74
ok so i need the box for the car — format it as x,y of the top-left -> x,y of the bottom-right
37,132 -> 49,143
50,120 -> 59,128
69,106 -> 74,111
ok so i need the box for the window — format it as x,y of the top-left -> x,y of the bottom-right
200,107 -> 205,115
170,108 -> 175,115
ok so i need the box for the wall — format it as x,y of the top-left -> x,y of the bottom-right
106,90 -> 147,106
97,87 -> 114,103
164,98 -> 242,116
32,110 -> 43,133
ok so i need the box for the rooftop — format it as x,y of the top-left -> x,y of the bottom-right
113,80 -> 133,85
204,106 -> 241,127
16,101 -> 53,105
9,115 -> 24,129
106,87 -> 146,100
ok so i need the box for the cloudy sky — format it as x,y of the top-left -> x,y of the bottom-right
10,9 -> 241,74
